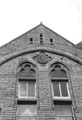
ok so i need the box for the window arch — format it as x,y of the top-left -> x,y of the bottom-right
50,63 -> 70,99
18,62 -> 36,78
50,64 -> 67,78
50,63 -> 74,119
17,62 -> 37,120
17,62 -> 37,98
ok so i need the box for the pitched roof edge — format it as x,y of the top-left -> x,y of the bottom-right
41,23 -> 74,46
0,23 -> 41,49
0,23 -> 74,49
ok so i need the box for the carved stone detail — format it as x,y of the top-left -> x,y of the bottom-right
18,62 -> 36,78
33,52 -> 52,66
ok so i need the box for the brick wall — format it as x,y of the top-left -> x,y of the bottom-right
0,52 -> 81,119
0,24 -> 82,120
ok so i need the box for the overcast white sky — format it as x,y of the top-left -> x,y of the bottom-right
0,0 -> 82,46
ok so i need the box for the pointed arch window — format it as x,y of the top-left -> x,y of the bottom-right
50,63 -> 70,99
17,62 -> 37,120
18,62 -> 36,98
50,63 -> 74,120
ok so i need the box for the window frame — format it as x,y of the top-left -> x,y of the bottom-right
18,80 -> 36,99
52,81 -> 70,99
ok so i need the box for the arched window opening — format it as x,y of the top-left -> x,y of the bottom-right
50,63 -> 70,98
50,65 -> 67,78
18,62 -> 36,78
18,62 -> 36,98
50,63 -> 73,120
17,62 -> 37,120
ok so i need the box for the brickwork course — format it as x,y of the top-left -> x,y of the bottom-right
0,23 -> 82,120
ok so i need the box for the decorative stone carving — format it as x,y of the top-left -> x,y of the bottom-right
33,52 -> 52,66
18,62 -> 36,78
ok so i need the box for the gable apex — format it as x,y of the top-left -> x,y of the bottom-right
0,23 -> 75,58
1,23 -> 74,47
14,23 -> 74,46
23,23 -> 74,46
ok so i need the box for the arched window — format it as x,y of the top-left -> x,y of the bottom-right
50,63 -> 70,99
17,62 -> 37,120
18,62 -> 36,98
50,63 -> 74,120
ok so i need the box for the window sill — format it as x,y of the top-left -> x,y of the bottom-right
18,96 -> 36,99
53,97 -> 71,100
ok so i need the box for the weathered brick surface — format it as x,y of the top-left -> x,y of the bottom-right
0,24 -> 82,119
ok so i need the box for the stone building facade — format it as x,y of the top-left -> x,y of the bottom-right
0,23 -> 82,120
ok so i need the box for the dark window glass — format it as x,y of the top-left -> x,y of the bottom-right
53,82 -> 60,96
60,82 -> 68,97
50,39 -> 53,45
28,82 -> 35,97
30,38 -> 33,44
40,33 -> 43,38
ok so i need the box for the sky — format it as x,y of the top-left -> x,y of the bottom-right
0,0 -> 82,46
